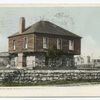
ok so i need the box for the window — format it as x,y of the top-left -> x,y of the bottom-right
69,40 -> 74,50
57,38 -> 62,49
24,37 -> 28,49
43,37 -> 48,49
13,40 -> 16,50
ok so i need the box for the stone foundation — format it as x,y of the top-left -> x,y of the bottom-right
10,53 -> 75,69
48,55 -> 74,68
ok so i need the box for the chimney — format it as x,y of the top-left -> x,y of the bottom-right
19,17 -> 25,34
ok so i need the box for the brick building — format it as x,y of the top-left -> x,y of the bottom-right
8,17 -> 81,69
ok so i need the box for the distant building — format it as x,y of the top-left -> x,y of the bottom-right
74,55 -> 100,69
8,17 -> 81,69
74,55 -> 92,65
92,59 -> 100,67
0,52 -> 9,66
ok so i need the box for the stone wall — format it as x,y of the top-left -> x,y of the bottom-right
9,52 -> 75,69
1,69 -> 100,85
47,55 -> 75,69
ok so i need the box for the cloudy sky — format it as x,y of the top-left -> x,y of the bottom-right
0,7 -> 100,58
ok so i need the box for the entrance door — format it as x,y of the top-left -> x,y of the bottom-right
26,56 -> 35,68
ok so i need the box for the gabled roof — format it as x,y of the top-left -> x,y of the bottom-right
8,21 -> 81,38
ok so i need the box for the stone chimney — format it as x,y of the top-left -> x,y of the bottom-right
19,17 -> 25,34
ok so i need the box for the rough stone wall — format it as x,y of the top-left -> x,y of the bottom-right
35,53 -> 45,67
47,55 -> 74,69
10,53 -> 75,69
1,69 -> 100,85
25,53 -> 75,69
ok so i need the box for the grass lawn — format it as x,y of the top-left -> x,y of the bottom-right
1,79 -> 100,87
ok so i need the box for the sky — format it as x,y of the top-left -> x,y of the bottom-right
0,7 -> 100,58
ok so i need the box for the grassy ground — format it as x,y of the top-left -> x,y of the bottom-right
1,79 -> 100,87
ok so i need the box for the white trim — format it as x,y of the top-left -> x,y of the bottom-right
13,40 -> 16,50
57,38 -> 62,50
24,37 -> 28,49
43,37 -> 48,49
69,40 -> 74,50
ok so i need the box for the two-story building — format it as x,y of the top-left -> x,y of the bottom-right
8,17 -> 81,69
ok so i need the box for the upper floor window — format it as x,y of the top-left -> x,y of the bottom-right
43,37 -> 48,49
69,40 -> 74,50
57,38 -> 62,50
24,37 -> 28,49
13,40 -> 16,50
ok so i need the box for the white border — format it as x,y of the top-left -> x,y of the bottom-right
0,1 -> 100,99
0,4 -> 100,7
0,0 -> 100,4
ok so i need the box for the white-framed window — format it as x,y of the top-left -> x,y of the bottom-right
13,40 -> 16,50
57,38 -> 62,49
43,37 -> 48,49
69,40 -> 74,50
24,37 -> 28,49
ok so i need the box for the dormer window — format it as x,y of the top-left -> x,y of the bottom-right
57,38 -> 62,50
13,40 -> 16,50
24,37 -> 28,49
43,37 -> 48,49
69,40 -> 74,50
